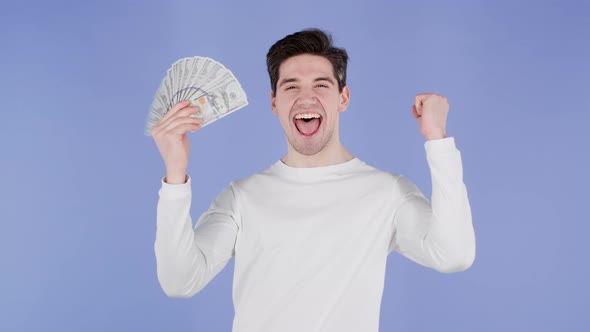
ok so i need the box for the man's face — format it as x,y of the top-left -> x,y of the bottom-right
271,54 -> 350,156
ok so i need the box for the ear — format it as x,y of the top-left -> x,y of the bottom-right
271,90 -> 278,115
338,86 -> 350,112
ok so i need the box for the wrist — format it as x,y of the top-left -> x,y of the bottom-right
424,129 -> 447,141
164,172 -> 188,184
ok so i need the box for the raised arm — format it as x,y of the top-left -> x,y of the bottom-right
389,137 -> 476,273
388,94 -> 476,272
150,100 -> 239,297
154,176 -> 240,297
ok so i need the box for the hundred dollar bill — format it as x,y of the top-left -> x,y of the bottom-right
145,56 -> 248,136
178,79 -> 248,126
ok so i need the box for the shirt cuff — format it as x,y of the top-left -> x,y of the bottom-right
424,136 -> 458,155
159,175 -> 191,200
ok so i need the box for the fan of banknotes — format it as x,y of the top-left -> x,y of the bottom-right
144,56 -> 248,136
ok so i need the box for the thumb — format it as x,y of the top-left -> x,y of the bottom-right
412,105 -> 422,118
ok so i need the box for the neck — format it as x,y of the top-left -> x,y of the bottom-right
281,138 -> 354,168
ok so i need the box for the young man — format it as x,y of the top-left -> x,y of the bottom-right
151,29 -> 476,332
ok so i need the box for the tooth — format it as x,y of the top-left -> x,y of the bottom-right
295,113 -> 321,119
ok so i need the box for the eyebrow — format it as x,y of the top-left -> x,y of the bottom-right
278,76 -> 336,88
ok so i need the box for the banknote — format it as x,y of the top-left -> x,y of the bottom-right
145,56 -> 248,136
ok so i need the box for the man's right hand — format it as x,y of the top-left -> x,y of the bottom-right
151,100 -> 204,184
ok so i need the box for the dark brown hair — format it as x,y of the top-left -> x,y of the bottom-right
266,28 -> 348,94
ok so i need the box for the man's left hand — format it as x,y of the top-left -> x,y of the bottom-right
412,93 -> 449,141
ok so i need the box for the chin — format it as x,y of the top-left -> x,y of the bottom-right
289,132 -> 333,156
294,144 -> 325,156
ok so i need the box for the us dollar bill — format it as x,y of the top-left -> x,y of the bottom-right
145,56 -> 248,135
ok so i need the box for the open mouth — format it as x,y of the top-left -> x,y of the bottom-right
293,113 -> 322,137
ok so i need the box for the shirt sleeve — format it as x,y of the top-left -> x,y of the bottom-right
154,175 -> 240,297
388,137 -> 476,273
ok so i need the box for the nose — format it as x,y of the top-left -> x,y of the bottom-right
296,86 -> 316,105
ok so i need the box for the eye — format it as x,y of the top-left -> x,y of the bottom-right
316,83 -> 329,88
285,85 -> 297,90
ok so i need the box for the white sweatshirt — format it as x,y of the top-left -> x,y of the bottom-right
154,137 -> 476,332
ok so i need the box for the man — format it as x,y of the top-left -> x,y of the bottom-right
151,29 -> 476,332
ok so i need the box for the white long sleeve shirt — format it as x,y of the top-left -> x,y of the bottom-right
154,137 -> 476,332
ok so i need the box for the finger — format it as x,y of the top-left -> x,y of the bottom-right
169,105 -> 201,120
155,106 -> 200,134
163,116 -> 203,134
154,114 -> 202,137
415,93 -> 426,108
170,122 -> 202,135
161,100 -> 191,123
189,124 -> 203,133
415,93 -> 435,108
165,116 -> 204,132
152,101 -> 192,136
411,105 -> 421,118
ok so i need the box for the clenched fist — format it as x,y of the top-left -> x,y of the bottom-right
151,100 -> 204,184
412,93 -> 449,141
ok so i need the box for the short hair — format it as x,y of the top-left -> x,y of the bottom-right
266,28 -> 348,94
